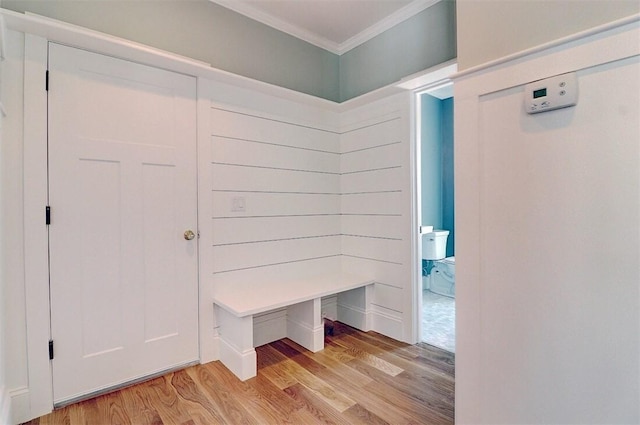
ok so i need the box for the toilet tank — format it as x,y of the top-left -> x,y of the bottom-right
422,230 -> 450,260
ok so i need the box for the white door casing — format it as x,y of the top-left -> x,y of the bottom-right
47,43 -> 199,405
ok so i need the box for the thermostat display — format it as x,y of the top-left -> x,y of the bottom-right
525,72 -> 578,114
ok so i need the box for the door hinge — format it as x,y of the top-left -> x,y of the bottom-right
49,340 -> 54,360
46,206 -> 51,225
45,70 -> 49,91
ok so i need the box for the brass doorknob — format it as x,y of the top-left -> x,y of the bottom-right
184,230 -> 196,241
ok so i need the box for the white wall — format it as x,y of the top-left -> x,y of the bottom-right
454,18 -> 639,424
456,0 -> 640,70
0,29 -> 27,424
200,82 -> 343,344
199,83 -> 414,345
340,93 -> 414,341
0,22 -> 11,422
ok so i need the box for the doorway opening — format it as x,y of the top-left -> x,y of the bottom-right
416,82 -> 455,352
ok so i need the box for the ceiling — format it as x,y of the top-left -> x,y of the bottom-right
209,0 -> 440,55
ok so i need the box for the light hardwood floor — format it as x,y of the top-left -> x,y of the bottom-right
24,322 -> 455,424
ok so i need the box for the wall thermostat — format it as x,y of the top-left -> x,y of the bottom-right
524,72 -> 578,114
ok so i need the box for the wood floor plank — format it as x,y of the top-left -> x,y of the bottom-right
342,403 -> 391,425
336,332 -> 455,393
348,359 -> 453,424
328,336 -> 404,377
119,380 -> 165,425
95,390 -> 132,425
283,383 -> 353,425
281,338 -> 373,388
146,373 -> 221,425
308,354 -> 424,424
24,322 -> 454,425
273,354 -> 357,413
200,358 -> 321,425
170,368 -> 232,424
185,362 -> 257,424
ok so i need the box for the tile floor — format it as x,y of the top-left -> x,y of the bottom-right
422,289 -> 455,353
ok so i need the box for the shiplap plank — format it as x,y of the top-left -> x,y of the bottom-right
211,108 -> 340,152
214,215 -> 340,246
341,119 -> 401,153
371,283 -> 404,312
212,136 -> 339,174
341,168 -> 402,194
341,215 -> 404,240
212,164 -> 339,193
212,235 -> 341,273
213,192 -> 339,217
212,256 -> 342,287
341,256 -> 406,290
341,143 -> 402,174
341,236 -> 404,265
341,192 -> 403,216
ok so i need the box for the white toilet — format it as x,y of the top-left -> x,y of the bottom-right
422,229 -> 455,298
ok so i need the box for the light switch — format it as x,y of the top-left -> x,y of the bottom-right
231,196 -> 246,212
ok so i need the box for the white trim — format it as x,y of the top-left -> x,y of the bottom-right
453,13 -> 640,80
397,59 -> 457,92
0,14 -> 6,60
410,76 -> 456,346
20,33 -> 53,424
0,385 -> 11,425
196,77 -> 218,364
208,0 -> 440,56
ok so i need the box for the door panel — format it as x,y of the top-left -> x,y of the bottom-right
48,43 -> 198,404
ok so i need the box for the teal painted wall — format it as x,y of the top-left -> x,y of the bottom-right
339,0 -> 456,102
441,97 -> 454,257
2,0 -> 340,101
421,93 -> 454,257
420,94 -> 442,230
3,0 -> 456,102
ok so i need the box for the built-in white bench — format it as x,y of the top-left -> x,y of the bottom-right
212,274 -> 374,381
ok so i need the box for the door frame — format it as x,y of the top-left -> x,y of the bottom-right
407,62 -> 457,344
22,34 -> 215,420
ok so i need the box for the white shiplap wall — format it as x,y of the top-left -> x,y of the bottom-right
202,86 -> 344,346
203,87 -> 415,345
340,92 -> 414,342
208,106 -> 342,282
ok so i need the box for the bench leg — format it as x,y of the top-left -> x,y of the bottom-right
286,298 -> 324,352
215,305 -> 256,381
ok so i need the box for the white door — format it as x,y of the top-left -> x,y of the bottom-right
47,43 -> 199,405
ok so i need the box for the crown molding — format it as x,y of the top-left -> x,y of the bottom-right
209,0 -> 341,53
208,0 -> 441,56
337,0 -> 441,55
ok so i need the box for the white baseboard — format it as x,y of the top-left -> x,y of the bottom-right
218,338 -> 256,381
253,309 -> 287,347
9,386 -> 30,425
286,316 -> 324,353
371,305 -> 403,341
0,385 -> 11,425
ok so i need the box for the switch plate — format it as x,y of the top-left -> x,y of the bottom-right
231,196 -> 246,212
525,72 -> 578,114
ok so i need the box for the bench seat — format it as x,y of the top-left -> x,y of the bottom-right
212,273 -> 374,380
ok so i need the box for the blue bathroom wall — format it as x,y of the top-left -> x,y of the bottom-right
441,97 -> 455,257
420,94 -> 443,230
421,94 -> 455,266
